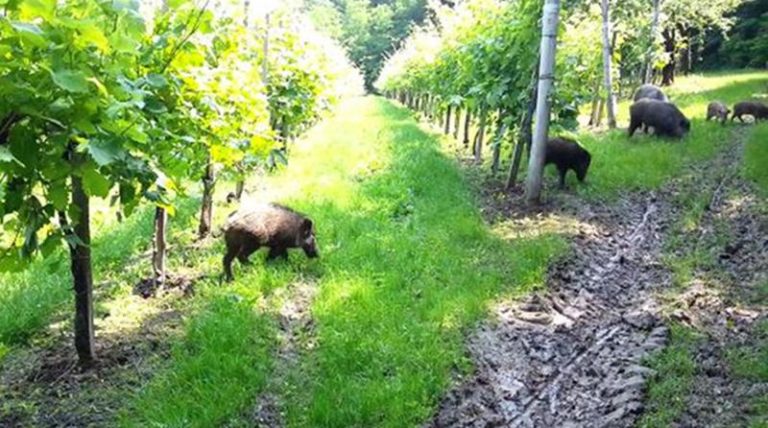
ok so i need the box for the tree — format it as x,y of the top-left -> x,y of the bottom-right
600,0 -> 617,128
644,0 -> 662,83
0,0 -> 174,364
525,0 -> 561,205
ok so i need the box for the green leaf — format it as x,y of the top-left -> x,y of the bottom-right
10,22 -> 47,48
78,24 -> 110,53
87,140 -> 122,166
51,70 -> 90,94
145,74 -> 168,88
0,146 -> 24,166
19,0 -> 56,21
39,232 -> 62,258
110,33 -> 139,54
81,167 -> 111,198
48,182 -> 69,210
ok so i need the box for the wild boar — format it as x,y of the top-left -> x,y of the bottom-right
731,101 -> 768,123
545,137 -> 592,189
222,203 -> 318,281
706,101 -> 730,124
633,84 -> 669,103
629,99 -> 690,139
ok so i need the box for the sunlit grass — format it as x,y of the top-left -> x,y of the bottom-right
116,97 -> 566,427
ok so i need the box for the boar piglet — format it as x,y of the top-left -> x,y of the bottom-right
706,101 -> 730,124
222,203 -> 318,282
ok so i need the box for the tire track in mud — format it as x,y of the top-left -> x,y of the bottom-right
430,193 -> 672,428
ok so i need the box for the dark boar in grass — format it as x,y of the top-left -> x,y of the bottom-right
731,101 -> 768,123
222,203 -> 318,282
545,137 -> 592,189
706,101 -> 730,124
629,99 -> 690,139
633,84 -> 669,103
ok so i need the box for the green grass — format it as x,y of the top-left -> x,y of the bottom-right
727,320 -> 768,428
120,295 -> 275,427
118,97 -> 566,427
276,99 -> 565,427
638,324 -> 703,428
744,123 -> 768,194
573,70 -> 768,199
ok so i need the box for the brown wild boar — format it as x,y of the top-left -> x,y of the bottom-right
222,203 -> 318,281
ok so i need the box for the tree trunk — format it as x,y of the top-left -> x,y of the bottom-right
491,110 -> 507,174
644,0 -> 661,84
243,0 -> 250,28
69,174 -> 95,366
507,75 -> 538,190
444,105 -> 452,135
152,206 -> 167,286
453,107 -> 461,139
589,78 -> 601,126
600,0 -> 617,129
198,160 -> 215,239
474,108 -> 487,163
280,117 -> 289,153
262,13 -> 270,84
525,0 -> 560,205
661,27 -> 676,86
463,109 -> 472,148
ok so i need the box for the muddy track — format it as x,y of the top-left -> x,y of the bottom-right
430,191 -> 672,427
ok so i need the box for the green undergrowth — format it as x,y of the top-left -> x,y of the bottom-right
638,324 -> 703,428
0,202 -> 157,351
573,71 -> 768,199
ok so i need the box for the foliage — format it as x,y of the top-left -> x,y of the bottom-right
306,0 -> 428,90
713,0 -> 768,70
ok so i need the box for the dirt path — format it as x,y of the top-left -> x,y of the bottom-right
430,191 -> 672,427
431,130 -> 767,427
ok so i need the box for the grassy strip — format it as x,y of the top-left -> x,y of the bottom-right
245,98 -> 566,427
638,324 -> 702,428
119,294 -> 275,427
744,124 -> 768,194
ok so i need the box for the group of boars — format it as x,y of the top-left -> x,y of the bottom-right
544,83 -> 768,191
218,85 -> 768,281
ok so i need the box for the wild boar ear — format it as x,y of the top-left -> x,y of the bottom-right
301,219 -> 314,236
